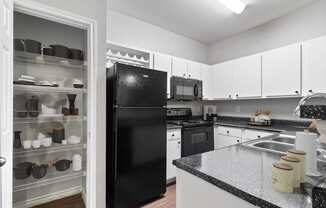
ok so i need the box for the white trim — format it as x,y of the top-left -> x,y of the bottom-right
13,1 -> 98,208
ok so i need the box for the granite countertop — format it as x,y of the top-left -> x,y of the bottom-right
173,144 -> 326,208
214,116 -> 311,133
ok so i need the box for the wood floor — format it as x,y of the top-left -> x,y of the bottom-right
32,184 -> 176,208
33,194 -> 85,208
141,184 -> 176,208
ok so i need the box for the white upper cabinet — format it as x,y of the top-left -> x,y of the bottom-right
213,61 -> 234,99
172,57 -> 188,78
201,65 -> 215,100
233,54 -> 262,98
302,36 -> 326,95
262,44 -> 301,97
154,53 -> 172,98
187,61 -> 202,80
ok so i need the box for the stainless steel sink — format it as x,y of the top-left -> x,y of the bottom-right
270,137 -> 295,144
251,141 -> 293,154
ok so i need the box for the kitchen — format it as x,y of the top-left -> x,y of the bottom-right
1,0 -> 326,208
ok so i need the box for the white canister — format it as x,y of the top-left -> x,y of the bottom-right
72,154 -> 82,172
272,163 -> 294,193
287,149 -> 306,183
280,156 -> 301,188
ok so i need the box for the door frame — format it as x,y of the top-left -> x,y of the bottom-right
12,0 -> 98,207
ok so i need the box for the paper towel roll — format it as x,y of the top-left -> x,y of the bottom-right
295,132 -> 321,176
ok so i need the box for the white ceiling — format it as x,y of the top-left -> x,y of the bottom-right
108,0 -> 319,44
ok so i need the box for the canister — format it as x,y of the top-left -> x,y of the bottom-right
287,149 -> 306,183
272,163 -> 294,193
280,156 -> 301,188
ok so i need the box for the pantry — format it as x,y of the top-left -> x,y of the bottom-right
0,1 -> 97,207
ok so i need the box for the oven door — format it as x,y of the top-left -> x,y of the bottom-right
181,126 -> 214,157
171,76 -> 186,100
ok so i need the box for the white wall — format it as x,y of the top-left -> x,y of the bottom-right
107,11 -> 208,63
208,0 -> 326,64
27,0 -> 107,207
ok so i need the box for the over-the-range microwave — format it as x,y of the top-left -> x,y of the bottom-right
170,76 -> 203,101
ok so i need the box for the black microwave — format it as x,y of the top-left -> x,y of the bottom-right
170,76 -> 203,101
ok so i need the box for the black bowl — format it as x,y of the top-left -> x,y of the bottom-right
24,39 -> 41,54
43,47 -> 54,56
69,48 -> 84,61
31,164 -> 48,179
50,45 -> 70,59
55,159 -> 72,171
14,162 -> 33,180
14,39 -> 25,51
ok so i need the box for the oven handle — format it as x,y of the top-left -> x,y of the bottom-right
194,84 -> 199,97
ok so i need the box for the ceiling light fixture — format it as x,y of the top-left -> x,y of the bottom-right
218,0 -> 247,14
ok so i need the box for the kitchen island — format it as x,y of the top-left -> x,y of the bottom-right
173,139 -> 326,208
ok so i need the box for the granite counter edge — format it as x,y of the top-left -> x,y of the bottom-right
173,159 -> 280,208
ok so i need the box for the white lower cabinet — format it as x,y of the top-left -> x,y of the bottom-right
167,129 -> 181,181
214,126 -> 274,149
214,126 -> 241,149
242,130 -> 273,142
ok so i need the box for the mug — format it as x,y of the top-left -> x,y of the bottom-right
23,140 -> 32,149
32,140 -> 41,149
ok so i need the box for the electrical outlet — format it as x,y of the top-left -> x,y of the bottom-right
236,105 -> 241,113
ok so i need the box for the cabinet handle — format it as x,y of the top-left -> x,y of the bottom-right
227,131 -> 230,134
228,95 -> 232,98
309,90 -> 313,93
236,94 -> 239,98
258,135 -> 261,138
183,74 -> 186,77
189,74 -> 191,78
237,140 -> 240,143
295,91 -> 299,94
172,134 -> 175,137
177,141 -> 181,144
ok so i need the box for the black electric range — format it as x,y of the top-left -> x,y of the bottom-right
167,108 -> 214,157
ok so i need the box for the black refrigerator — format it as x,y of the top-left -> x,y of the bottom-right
106,63 -> 167,208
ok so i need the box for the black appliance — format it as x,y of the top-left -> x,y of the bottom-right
106,63 -> 167,208
167,108 -> 214,157
170,76 -> 202,101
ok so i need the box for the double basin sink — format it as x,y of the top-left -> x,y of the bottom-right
244,134 -> 326,162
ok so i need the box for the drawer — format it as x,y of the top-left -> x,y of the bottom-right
216,126 -> 242,138
167,129 -> 181,140
243,129 -> 274,141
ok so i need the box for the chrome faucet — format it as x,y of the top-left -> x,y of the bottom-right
294,92 -> 326,117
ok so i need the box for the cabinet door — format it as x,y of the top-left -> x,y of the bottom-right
302,36 -> 326,95
213,61 -> 234,99
167,139 -> 181,180
214,134 -> 240,149
187,61 -> 202,80
201,65 -> 214,100
172,57 -> 188,78
242,130 -> 273,142
154,53 -> 172,98
262,44 -> 301,97
234,54 -> 262,98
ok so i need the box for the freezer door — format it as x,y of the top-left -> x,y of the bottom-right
116,63 -> 167,107
114,107 -> 166,208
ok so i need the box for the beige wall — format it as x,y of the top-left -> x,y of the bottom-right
107,11 -> 209,64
